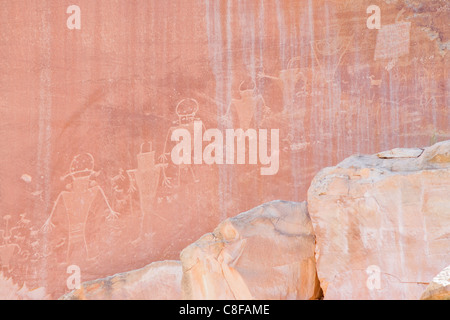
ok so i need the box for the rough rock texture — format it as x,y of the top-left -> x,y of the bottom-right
0,0 -> 448,298
180,200 -> 322,300
421,265 -> 450,300
0,273 -> 49,300
308,140 -> 450,300
60,260 -> 182,300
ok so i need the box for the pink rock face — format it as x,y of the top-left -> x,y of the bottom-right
0,0 -> 448,298
421,265 -> 450,300
60,260 -> 182,300
0,273 -> 49,300
307,140 -> 450,300
180,201 -> 322,300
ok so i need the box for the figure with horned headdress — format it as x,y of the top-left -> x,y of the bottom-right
41,153 -> 119,263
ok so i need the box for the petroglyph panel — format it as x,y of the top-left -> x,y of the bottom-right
0,0 -> 448,299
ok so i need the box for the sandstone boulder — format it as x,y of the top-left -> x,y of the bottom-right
180,200 -> 322,300
421,265 -> 450,300
60,260 -> 182,300
308,140 -> 450,299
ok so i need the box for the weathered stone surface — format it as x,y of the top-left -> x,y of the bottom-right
180,200 -> 322,300
0,0 -> 448,298
421,265 -> 450,300
308,140 -> 450,300
60,260 -> 182,300
0,273 -> 49,300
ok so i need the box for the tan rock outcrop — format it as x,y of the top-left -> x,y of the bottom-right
421,265 -> 450,300
308,140 -> 450,299
60,260 -> 182,300
180,200 -> 322,300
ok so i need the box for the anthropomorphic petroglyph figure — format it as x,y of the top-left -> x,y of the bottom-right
310,33 -> 354,85
224,79 -> 270,130
159,98 -> 204,188
127,142 -> 166,239
258,57 -> 307,110
41,153 -> 119,263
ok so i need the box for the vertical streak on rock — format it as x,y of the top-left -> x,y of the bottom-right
258,0 -> 265,79
447,75 -> 450,139
354,30 -> 369,156
0,2 -> 10,212
290,10 -> 300,198
389,69 -> 400,148
99,5 -> 109,159
81,1 -> 92,136
237,1 -> 256,79
130,2 -> 138,121
37,2 -> 52,285
293,8 -> 313,199
349,26 -> 357,155
323,3 -> 336,165
205,0 -> 233,220
307,0 -> 319,169
238,1 -> 264,140
275,0 -> 286,71
150,1 -> 156,79
97,4 -> 112,163
380,69 -> 388,151
430,78 -> 438,133
275,1 -> 298,198
224,0 -> 234,220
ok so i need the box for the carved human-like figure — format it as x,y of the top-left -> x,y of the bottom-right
223,79 -> 270,130
310,33 -> 354,85
41,153 -> 119,263
127,142 -> 166,239
159,99 -> 204,188
258,57 -> 307,111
